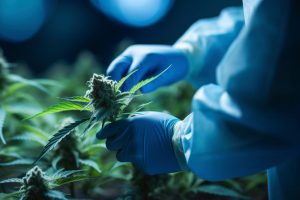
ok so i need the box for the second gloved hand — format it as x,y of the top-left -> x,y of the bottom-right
96,111 -> 182,175
107,45 -> 189,93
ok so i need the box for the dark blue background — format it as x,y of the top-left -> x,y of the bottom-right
0,0 -> 240,75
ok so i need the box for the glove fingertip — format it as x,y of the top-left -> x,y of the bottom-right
96,130 -> 105,140
116,150 -> 126,162
96,124 -> 112,139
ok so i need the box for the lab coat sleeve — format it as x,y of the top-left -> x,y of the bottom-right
172,0 -> 300,181
173,7 -> 244,89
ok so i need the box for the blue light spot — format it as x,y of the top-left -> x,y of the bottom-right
91,0 -> 173,27
0,0 -> 49,42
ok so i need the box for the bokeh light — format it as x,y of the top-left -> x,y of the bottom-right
0,0 -> 50,42
90,0 -> 173,27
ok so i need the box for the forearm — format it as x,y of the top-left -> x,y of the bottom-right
172,84 -> 300,181
173,7 -> 244,89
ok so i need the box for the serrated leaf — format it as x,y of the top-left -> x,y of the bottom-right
50,169 -> 87,187
34,118 -> 89,164
9,133 -> 47,146
115,69 -> 138,91
59,96 -> 90,103
197,185 -> 249,199
129,65 -> 171,93
79,159 -> 101,173
26,101 -> 91,120
52,174 -> 92,187
82,117 -> 97,136
7,74 -> 49,94
0,107 -> 6,144
0,178 -> 23,184
2,82 -> 29,98
22,125 -> 49,140
82,143 -> 106,153
123,101 -> 152,117
51,169 -> 83,180
0,158 -> 34,166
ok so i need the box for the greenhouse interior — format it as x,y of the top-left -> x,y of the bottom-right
1,0 -> 299,200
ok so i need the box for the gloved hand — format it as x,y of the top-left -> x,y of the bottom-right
107,45 -> 189,93
96,111 -> 182,175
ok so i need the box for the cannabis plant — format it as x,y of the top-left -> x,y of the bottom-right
50,118 -> 103,176
0,166 -> 86,200
0,54 -> 55,145
28,66 -> 169,164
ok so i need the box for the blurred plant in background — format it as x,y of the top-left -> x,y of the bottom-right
0,51 -> 268,200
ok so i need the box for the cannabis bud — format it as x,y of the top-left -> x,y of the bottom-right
20,166 -> 50,200
85,74 -> 130,122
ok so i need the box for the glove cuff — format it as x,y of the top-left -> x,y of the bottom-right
172,121 -> 189,171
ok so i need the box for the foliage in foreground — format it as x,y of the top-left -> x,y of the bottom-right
0,51 -> 268,200
29,66 -> 169,164
0,166 -> 86,200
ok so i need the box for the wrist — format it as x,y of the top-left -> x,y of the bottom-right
171,121 -> 189,171
173,41 -> 203,79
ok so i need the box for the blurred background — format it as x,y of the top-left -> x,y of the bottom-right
0,1 -> 271,199
0,0 -> 241,75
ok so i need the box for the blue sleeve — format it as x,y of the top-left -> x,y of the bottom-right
173,0 -> 300,181
174,7 -> 244,89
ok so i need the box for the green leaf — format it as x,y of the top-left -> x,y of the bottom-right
0,107 -> 6,144
51,169 -> 83,180
110,161 -> 130,171
52,174 -> 92,187
26,101 -> 91,120
59,96 -> 90,103
0,178 -> 23,184
0,158 -> 34,166
0,151 -> 22,159
7,74 -> 49,94
82,117 -> 97,136
79,159 -> 101,173
197,185 -> 249,199
122,101 -> 152,117
115,69 -> 138,91
34,118 -> 89,164
50,169 -> 88,187
82,143 -> 106,154
51,156 -> 63,170
129,65 -> 171,94
2,82 -> 29,98
9,133 -> 47,146
3,80 -> 57,99
35,79 -> 62,88
22,125 -> 49,140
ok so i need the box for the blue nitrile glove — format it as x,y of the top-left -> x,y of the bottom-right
107,45 -> 189,93
96,111 -> 182,175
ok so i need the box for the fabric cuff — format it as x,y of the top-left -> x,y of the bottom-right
172,121 -> 189,170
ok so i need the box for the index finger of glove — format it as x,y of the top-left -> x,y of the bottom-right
96,119 -> 130,140
107,55 -> 132,82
